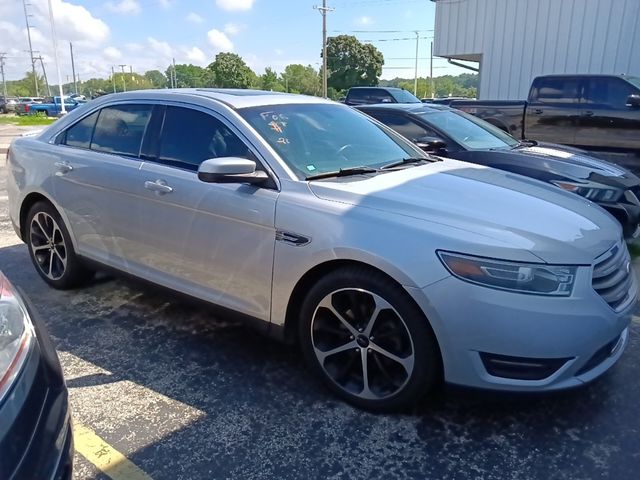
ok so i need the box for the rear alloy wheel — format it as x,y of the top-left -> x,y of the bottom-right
299,268 -> 441,411
26,201 -> 93,289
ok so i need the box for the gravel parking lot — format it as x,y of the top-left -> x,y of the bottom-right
2,125 -> 640,479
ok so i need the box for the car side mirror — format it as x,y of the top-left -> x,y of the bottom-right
414,136 -> 447,153
626,94 -> 640,109
197,157 -> 268,185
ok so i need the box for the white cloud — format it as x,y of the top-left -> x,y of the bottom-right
32,0 -> 110,46
185,47 -> 207,66
107,0 -> 141,15
147,37 -> 174,58
158,0 -> 171,8
274,49 -> 284,56
186,12 -> 203,23
216,0 -> 254,12
207,29 -> 233,51
224,22 -> 245,35
126,42 -> 144,52
103,46 -> 122,62
355,16 -> 373,26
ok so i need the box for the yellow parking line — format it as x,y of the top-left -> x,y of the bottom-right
73,422 -> 153,480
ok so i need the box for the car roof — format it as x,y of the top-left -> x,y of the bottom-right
89,88 -> 334,109
356,103 -> 452,114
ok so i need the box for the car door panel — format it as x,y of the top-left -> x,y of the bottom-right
137,162 -> 277,320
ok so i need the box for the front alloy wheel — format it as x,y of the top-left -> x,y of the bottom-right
300,267 -> 441,411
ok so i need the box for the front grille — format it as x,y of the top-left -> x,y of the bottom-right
592,243 -> 634,311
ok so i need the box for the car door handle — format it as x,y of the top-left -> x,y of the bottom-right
533,109 -> 543,115
144,180 -> 173,194
54,161 -> 73,173
582,110 -> 594,117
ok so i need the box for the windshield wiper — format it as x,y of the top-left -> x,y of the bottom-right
305,166 -> 380,181
381,157 -> 435,170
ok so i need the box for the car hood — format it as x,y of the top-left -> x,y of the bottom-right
507,142 -> 639,186
308,159 -> 620,264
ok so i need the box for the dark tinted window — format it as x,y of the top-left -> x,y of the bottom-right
347,89 -> 394,105
63,110 -> 99,148
389,89 -> 422,103
585,78 -> 638,107
91,104 -> 152,157
158,106 -> 250,170
531,77 -> 580,104
369,112 -> 435,140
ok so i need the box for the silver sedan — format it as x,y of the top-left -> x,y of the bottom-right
6,89 -> 636,411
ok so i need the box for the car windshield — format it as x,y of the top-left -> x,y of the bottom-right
239,103 -> 424,179
419,109 -> 519,150
390,89 -> 422,103
626,76 -> 640,90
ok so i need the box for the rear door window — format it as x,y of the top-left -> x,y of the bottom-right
157,106 -> 251,171
90,104 -> 152,157
63,110 -> 100,149
531,77 -> 580,104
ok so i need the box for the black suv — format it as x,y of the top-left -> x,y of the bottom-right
344,87 -> 422,106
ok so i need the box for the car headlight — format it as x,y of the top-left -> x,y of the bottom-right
0,272 -> 34,402
438,252 -> 577,296
552,181 -> 621,203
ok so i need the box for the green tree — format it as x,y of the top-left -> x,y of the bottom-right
165,64 -> 213,88
281,64 -> 320,95
261,67 -> 284,91
325,35 -> 384,90
207,53 -> 254,89
144,70 -> 167,89
80,77 -> 112,97
7,71 -> 46,97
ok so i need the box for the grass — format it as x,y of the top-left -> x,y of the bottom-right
0,115 -> 57,126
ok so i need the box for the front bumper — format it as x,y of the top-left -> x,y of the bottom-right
408,266 -> 635,391
1,293 -> 73,480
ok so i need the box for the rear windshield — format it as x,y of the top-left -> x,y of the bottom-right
390,89 -> 422,103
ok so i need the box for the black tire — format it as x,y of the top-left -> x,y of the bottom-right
45,110 -> 51,117
298,266 -> 442,412
26,201 -> 94,289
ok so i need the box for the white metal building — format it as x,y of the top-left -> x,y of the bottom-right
433,0 -> 640,99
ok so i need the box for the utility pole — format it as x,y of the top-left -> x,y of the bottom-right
414,31 -> 419,96
111,66 -> 116,92
46,0 -> 65,113
172,58 -> 177,88
22,0 -> 39,96
313,1 -> 334,98
119,64 -> 127,91
430,41 -> 434,99
0,53 -> 7,99
70,42 -> 77,94
36,56 -> 51,96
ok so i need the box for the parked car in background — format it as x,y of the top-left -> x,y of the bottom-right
0,271 -> 73,479
15,97 -> 44,115
344,86 -> 422,106
27,96 -> 83,116
7,89 -> 635,411
359,103 -> 640,238
450,74 -> 640,155
0,96 -> 19,114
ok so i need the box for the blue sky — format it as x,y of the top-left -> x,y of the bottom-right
0,0 -> 467,82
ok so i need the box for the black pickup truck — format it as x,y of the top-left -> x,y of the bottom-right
451,74 -> 640,154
